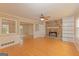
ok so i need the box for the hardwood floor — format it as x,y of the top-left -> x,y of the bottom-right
0,37 -> 79,56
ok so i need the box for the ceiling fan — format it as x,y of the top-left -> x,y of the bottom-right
40,14 -> 50,21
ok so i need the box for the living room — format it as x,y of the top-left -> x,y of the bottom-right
0,3 -> 79,56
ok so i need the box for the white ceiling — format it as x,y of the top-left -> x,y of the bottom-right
0,3 -> 79,20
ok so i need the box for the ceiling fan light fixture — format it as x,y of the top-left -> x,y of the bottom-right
40,18 -> 44,21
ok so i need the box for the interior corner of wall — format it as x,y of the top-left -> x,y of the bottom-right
74,41 -> 79,52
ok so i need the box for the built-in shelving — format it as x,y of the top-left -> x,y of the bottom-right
62,17 -> 75,42
47,27 -> 60,29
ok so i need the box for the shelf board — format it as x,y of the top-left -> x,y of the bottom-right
47,27 -> 60,29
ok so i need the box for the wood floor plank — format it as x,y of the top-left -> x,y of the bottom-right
0,37 -> 79,56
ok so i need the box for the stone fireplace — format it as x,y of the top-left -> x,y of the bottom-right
48,28 -> 60,38
46,19 -> 62,39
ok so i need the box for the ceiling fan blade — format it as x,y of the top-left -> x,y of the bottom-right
45,16 -> 51,18
44,18 -> 49,21
44,19 -> 49,22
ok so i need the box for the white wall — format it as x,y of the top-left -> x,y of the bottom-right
74,15 -> 79,51
33,21 -> 46,38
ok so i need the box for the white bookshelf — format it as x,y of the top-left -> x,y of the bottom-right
62,17 -> 75,42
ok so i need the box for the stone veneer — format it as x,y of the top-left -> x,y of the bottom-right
46,19 -> 62,39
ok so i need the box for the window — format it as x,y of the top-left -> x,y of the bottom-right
2,24 -> 9,34
2,19 -> 16,34
2,19 -> 9,34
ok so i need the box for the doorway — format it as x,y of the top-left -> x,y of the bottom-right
19,22 -> 33,40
